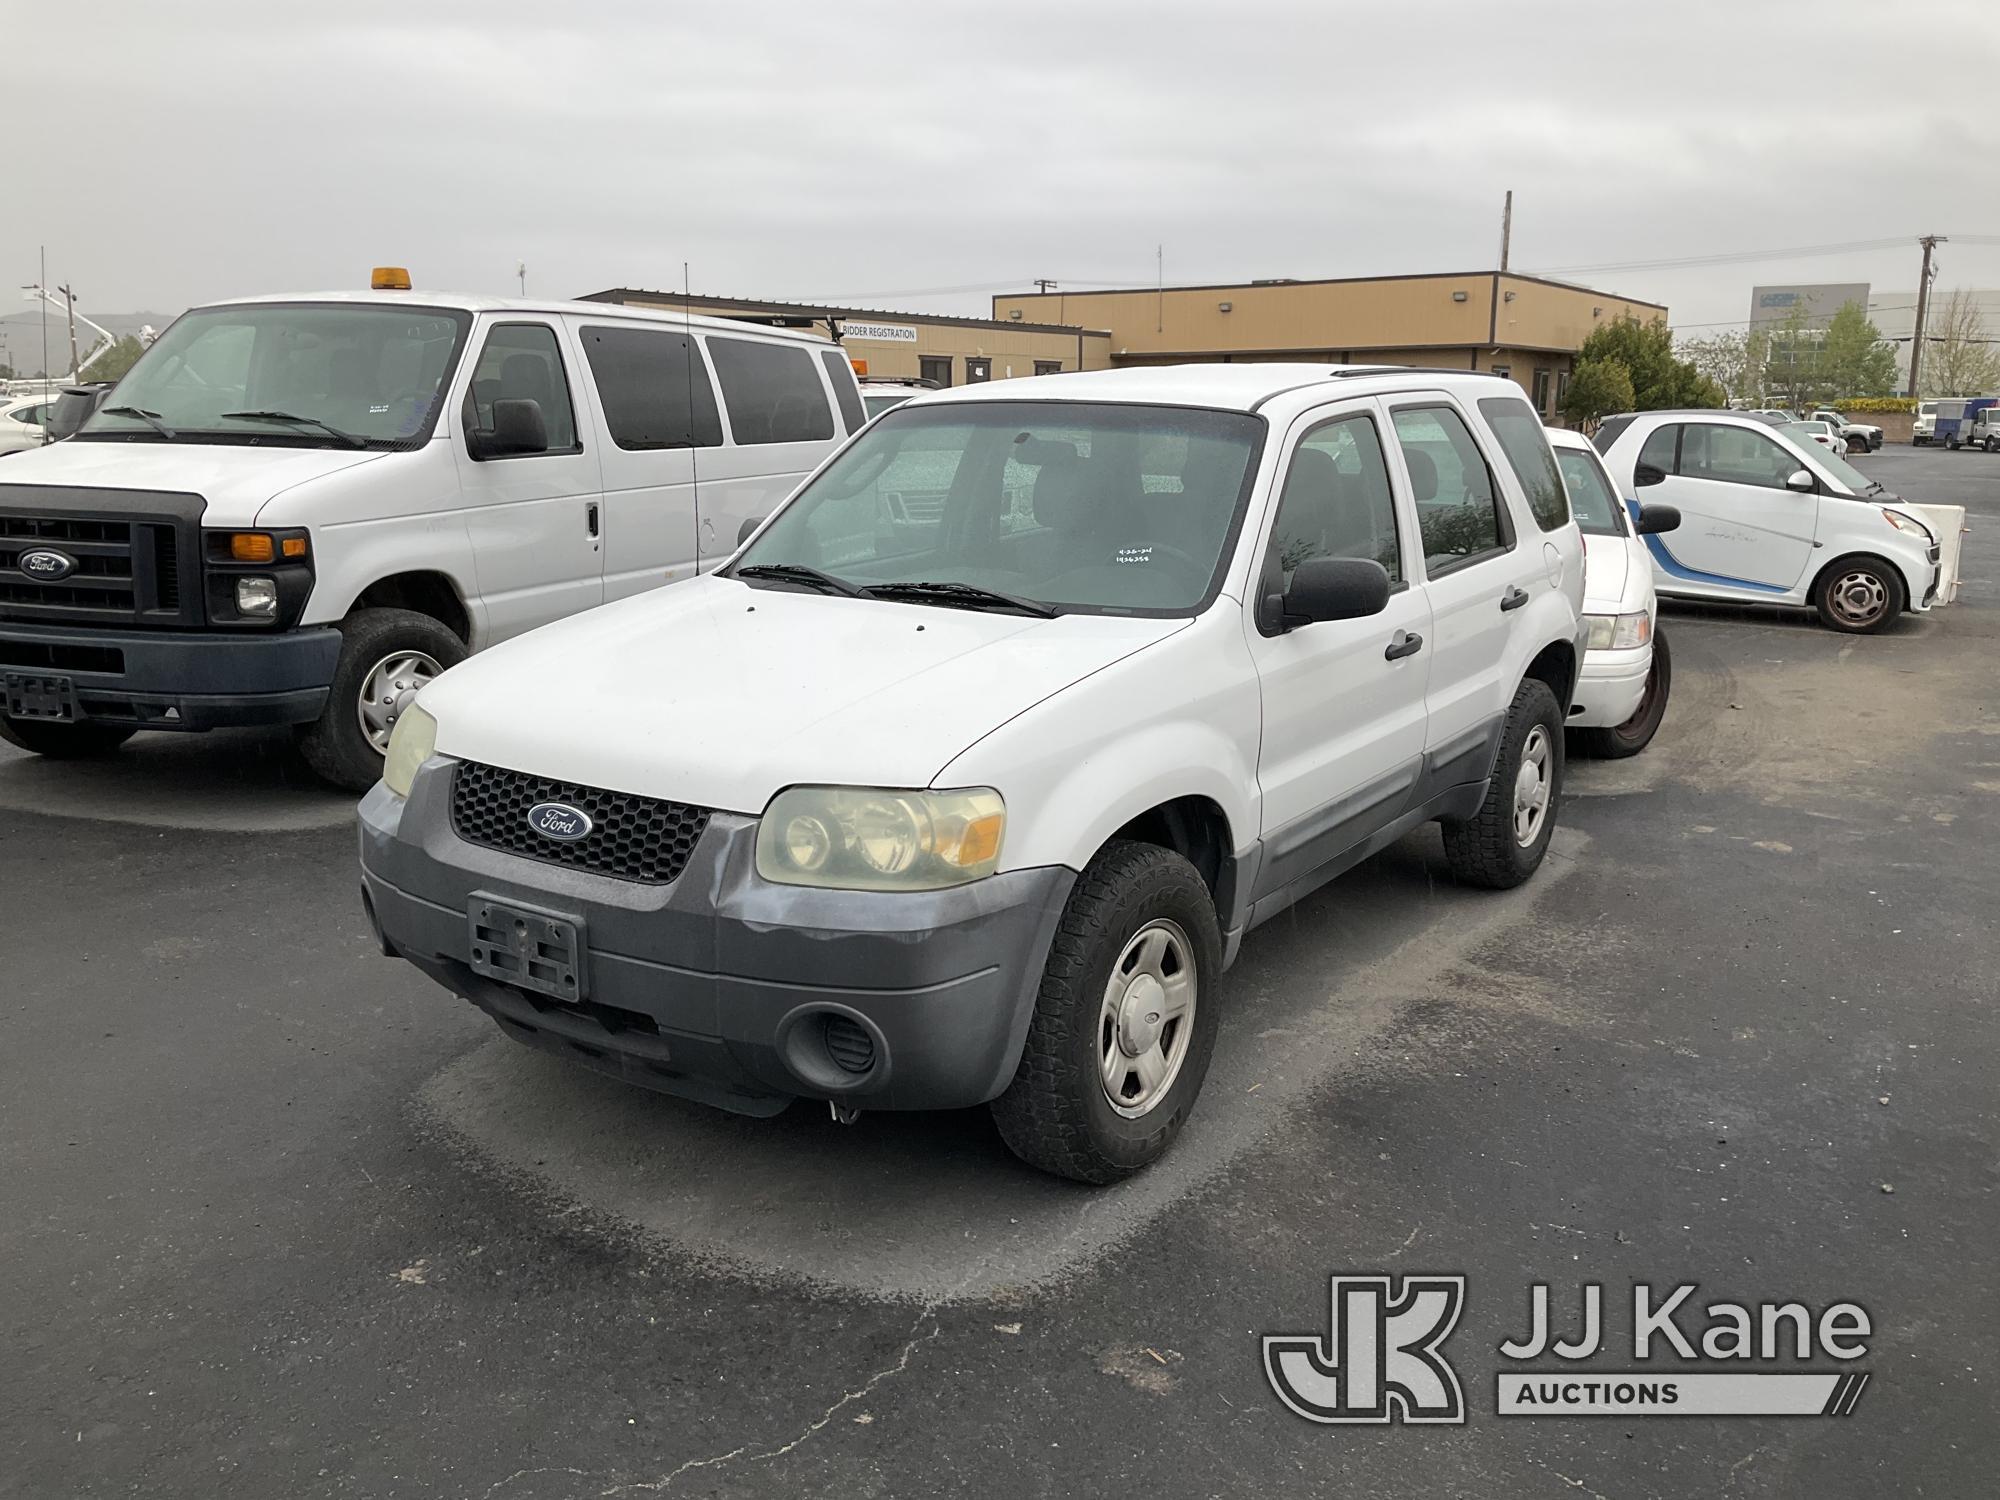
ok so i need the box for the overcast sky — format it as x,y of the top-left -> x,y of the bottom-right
10,0 -> 2000,337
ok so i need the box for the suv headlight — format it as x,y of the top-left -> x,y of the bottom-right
756,786 -> 1005,890
1582,610 -> 1652,651
382,704 -> 438,798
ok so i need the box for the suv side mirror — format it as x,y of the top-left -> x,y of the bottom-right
1784,469 -> 1816,493
1633,462 -> 1667,488
468,398 -> 548,459
1267,557 -> 1391,632
1634,502 -> 1681,535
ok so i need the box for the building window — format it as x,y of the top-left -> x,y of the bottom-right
919,355 -> 951,387
1556,371 -> 1570,411
965,357 -> 992,384
1034,360 -> 1061,376
1491,363 -> 1511,381
1532,368 -> 1551,413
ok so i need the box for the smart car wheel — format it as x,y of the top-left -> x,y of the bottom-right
0,717 -> 136,758
1577,629 -> 1672,760
991,839 -> 1222,1184
1813,557 -> 1904,634
297,608 -> 466,792
1440,677 -> 1564,889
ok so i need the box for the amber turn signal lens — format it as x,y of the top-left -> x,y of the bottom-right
229,533 -> 275,563
281,536 -> 308,559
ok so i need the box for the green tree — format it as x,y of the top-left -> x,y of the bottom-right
1576,315 -> 1721,410
1820,300 -> 1896,398
1558,356 -> 1636,431
78,336 -> 147,384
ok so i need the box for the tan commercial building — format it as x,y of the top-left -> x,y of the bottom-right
582,289 -> 1112,387
992,272 -> 1666,420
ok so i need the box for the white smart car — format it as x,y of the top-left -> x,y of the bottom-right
360,365 -> 1587,1182
1548,428 -> 1674,757
1594,409 -> 1940,633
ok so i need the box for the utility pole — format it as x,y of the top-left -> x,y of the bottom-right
1156,244 -> 1164,334
516,261 -> 527,297
1499,190 -> 1513,272
1907,234 -> 1944,398
1033,278 -> 1058,295
57,284 -> 80,381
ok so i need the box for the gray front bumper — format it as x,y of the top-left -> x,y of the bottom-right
358,762 -> 1074,1115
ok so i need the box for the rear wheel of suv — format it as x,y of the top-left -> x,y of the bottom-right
1813,556 -> 1904,634
1576,629 -> 1672,760
991,839 -> 1222,1184
296,608 -> 466,792
1441,677 -> 1564,890
0,717 -> 136,758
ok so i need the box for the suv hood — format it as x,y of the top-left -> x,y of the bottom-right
0,439 -> 393,526
421,576 -> 1190,812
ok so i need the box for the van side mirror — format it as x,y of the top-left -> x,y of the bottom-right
468,398 -> 548,459
1633,463 -> 1667,488
1634,502 -> 1681,535
1266,557 -> 1391,633
43,384 -> 113,441
738,516 -> 764,546
1784,469 -> 1816,493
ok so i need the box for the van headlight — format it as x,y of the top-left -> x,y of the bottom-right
756,786 -> 1005,890
381,704 -> 438,798
1582,610 -> 1652,651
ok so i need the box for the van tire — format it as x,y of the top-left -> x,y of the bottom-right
297,608 -> 466,792
1575,629 -> 1672,760
990,840 -> 1222,1184
0,717 -> 136,758
1812,556 -> 1904,634
1441,677 -> 1563,890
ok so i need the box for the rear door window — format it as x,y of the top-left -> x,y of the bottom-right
705,337 -> 835,444
580,325 -> 722,449
1390,405 -> 1510,573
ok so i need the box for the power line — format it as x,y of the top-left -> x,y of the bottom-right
1532,236 -> 1918,277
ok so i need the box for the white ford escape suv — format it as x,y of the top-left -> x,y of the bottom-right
359,365 -> 1586,1183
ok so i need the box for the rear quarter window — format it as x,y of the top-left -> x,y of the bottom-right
1478,396 -> 1569,531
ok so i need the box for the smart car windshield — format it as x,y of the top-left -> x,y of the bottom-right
732,400 -> 1265,616
79,302 -> 472,449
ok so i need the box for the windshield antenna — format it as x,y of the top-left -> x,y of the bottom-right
683,259 -> 702,575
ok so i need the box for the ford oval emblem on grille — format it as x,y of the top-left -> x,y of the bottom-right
18,548 -> 78,581
526,801 -> 593,841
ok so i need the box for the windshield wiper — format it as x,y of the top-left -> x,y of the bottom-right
100,405 -> 176,439
862,580 -> 1059,618
219,410 -> 367,448
734,563 -> 865,597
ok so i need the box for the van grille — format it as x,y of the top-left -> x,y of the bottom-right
0,509 -> 195,626
449,761 -> 711,885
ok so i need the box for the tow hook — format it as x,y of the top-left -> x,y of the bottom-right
828,1101 -> 863,1126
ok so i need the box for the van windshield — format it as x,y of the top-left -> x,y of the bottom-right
79,302 -> 472,449
733,400 -> 1265,616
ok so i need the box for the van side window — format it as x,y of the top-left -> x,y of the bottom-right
1390,405 -> 1510,573
1267,415 -> 1402,588
1477,395 -> 1569,531
1680,423 -> 1797,489
464,323 -> 578,452
818,350 -> 866,433
706,338 -> 835,444
580,325 -> 722,450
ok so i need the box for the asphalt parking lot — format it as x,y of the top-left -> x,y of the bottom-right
4,444 -> 1996,1498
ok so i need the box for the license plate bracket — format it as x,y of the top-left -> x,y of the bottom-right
468,895 -> 588,1002
3,672 -> 77,722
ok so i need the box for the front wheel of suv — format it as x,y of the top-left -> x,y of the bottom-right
1440,676 -> 1564,890
990,840 -> 1222,1184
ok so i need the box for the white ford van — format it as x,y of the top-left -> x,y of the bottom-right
359,364 -> 1587,1182
0,282 -> 865,787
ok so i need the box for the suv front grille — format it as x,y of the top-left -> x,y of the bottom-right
449,761 -> 711,885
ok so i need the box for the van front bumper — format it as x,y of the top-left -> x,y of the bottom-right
0,622 -> 339,730
357,764 -> 1075,1116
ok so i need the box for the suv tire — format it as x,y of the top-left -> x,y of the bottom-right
1441,677 -> 1563,890
297,608 -> 466,792
1813,556 -> 1904,634
1576,629 -> 1672,760
0,717 -> 136,758
991,840 -> 1222,1184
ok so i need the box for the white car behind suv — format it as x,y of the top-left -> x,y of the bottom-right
360,365 -> 1586,1182
1594,409 -> 1939,633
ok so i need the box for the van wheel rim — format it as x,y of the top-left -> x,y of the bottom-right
1513,726 -> 1552,846
1098,919 -> 1197,1119
357,651 -> 443,754
1828,571 -> 1888,627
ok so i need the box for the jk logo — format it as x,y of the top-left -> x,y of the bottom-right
1264,1275 -> 1467,1424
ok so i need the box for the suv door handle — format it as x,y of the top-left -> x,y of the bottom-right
1500,585 -> 1530,612
1384,630 -> 1424,661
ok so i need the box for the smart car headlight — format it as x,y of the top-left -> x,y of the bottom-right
1582,610 -> 1652,651
382,704 -> 437,799
756,786 -> 1005,890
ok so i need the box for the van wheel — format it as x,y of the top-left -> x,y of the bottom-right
991,840 -> 1222,1184
296,608 -> 466,792
1813,557 -> 1904,634
1575,630 -> 1672,760
0,717 -> 136,758
1441,677 -> 1563,889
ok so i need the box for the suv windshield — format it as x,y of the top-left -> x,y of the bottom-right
1553,445 -> 1627,536
733,400 -> 1264,615
79,302 -> 472,448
